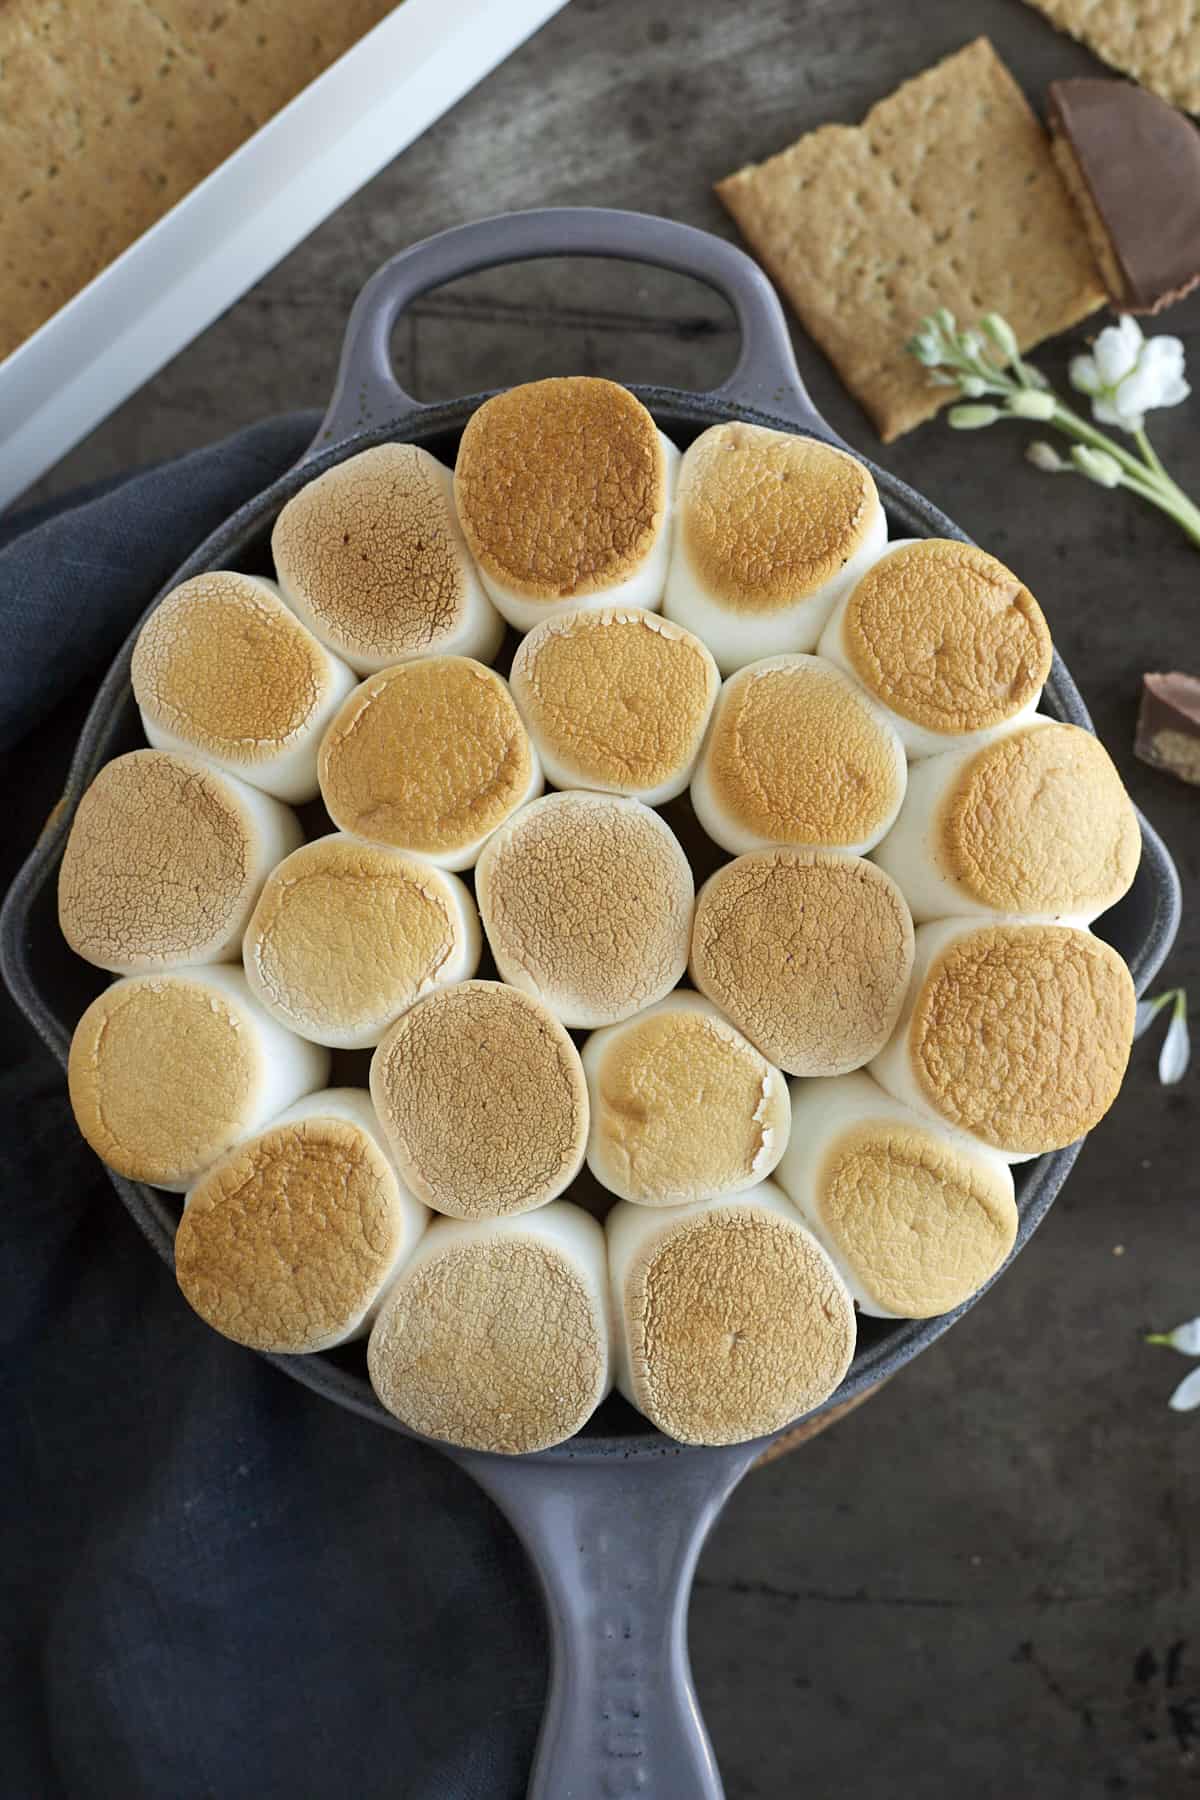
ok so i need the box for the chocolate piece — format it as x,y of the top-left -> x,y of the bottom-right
1048,78 -> 1200,314
1135,672 -> 1200,786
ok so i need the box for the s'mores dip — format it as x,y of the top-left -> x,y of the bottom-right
58,388 -> 1147,1454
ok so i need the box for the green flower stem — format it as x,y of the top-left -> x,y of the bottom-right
1048,404 -> 1200,545
1135,428 -> 1169,483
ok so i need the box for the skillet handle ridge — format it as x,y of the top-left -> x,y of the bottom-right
448,1439 -> 761,1800
313,206 -> 834,452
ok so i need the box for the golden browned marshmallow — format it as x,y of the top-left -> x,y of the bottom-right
453,377 -> 679,629
607,1183 -> 856,1445
67,965 -> 329,1192
317,656 -> 541,870
776,1072 -> 1018,1319
270,444 -> 503,674
242,833 -> 481,1049
58,750 -> 303,973
870,921 -> 1136,1160
475,792 -> 694,1028
367,1202 -> 611,1454
581,992 -> 790,1206
818,539 -> 1053,757
689,850 -> 914,1077
370,980 -> 588,1217
131,571 -> 358,802
662,423 -> 887,672
691,655 -> 906,856
176,1089 -> 428,1353
508,607 -> 720,805
872,719 -> 1141,925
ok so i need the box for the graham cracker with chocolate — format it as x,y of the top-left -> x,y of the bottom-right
1023,0 -> 1200,115
717,38 -> 1105,442
0,0 -> 397,363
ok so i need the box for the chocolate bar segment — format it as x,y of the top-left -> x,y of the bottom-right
1048,78 -> 1200,314
1135,671 -> 1200,786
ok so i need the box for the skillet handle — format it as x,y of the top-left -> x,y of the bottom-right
312,206 -> 834,454
448,1438 -> 761,1800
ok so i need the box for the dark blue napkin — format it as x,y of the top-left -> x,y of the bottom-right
1,421 -> 545,1799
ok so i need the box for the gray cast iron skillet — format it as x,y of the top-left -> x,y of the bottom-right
1,208 -> 1182,1800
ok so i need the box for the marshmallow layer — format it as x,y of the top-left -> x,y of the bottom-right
176,1088 -> 428,1352
690,850 -> 914,1077
582,992 -> 791,1206
243,833 -> 480,1049
607,1182 -> 856,1445
454,377 -> 679,629
775,1072 -> 1018,1319
318,656 -> 541,871
870,920 -> 1136,1160
132,571 -> 358,802
663,422 -> 887,672
818,538 -> 1052,757
367,1202 -> 611,1452
476,792 -> 694,1029
271,444 -> 503,674
58,749 -> 303,973
509,606 -> 720,805
68,964 -> 329,1192
691,655 -> 906,856
872,718 -> 1141,924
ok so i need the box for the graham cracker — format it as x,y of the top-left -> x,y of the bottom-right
1023,0 -> 1200,115
0,0 -> 397,363
716,38 -> 1105,442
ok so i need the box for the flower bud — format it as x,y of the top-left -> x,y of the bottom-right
1071,445 -> 1122,488
933,307 -> 957,337
960,375 -> 987,399
947,405 -> 999,429
1007,389 -> 1056,420
1025,441 -> 1066,473
980,313 -> 1019,364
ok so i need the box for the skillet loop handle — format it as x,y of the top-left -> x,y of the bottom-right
311,206 -> 833,456
451,1440 -> 760,1800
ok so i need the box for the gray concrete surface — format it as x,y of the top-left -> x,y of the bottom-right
20,1 -> 1200,1794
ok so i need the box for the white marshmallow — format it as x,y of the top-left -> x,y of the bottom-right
871,718 -> 1142,926
68,963 -> 330,1193
367,1202 -> 613,1453
581,991 -> 791,1206
242,833 -> 481,1049
774,1072 -> 1017,1319
818,538 -> 1052,758
606,1182 -> 856,1444
176,1086 -> 429,1352
662,422 -> 888,674
271,445 -> 504,674
133,572 -> 358,803
690,655 -> 907,857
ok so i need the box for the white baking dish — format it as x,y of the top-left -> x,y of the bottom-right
0,0 -> 568,512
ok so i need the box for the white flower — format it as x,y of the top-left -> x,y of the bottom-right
1134,988 -> 1190,1084
1069,316 -> 1190,432
1170,1367 -> 1200,1412
1147,1314 -> 1200,1411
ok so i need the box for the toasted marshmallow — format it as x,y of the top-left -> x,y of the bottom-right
242,833 -> 481,1049
607,1183 -> 856,1445
176,1088 -> 428,1352
690,850 -> 914,1077
453,377 -> 679,630
67,965 -> 329,1192
271,444 -> 503,674
367,1202 -> 611,1453
58,750 -> 303,973
318,656 -> 541,870
775,1072 -> 1018,1319
870,920 -> 1136,1161
131,571 -> 358,802
475,792 -> 694,1029
872,718 -> 1141,925
663,423 -> 887,673
582,992 -> 791,1206
691,655 -> 906,856
370,980 -> 588,1217
818,538 -> 1053,758
509,607 -> 719,805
